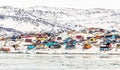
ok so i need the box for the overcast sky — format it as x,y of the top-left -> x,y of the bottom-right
0,0 -> 120,9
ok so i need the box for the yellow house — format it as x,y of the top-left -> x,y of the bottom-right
90,37 -> 96,42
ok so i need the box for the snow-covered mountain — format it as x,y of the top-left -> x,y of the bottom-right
0,6 -> 120,35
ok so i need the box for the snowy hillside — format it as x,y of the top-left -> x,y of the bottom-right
0,6 -> 120,35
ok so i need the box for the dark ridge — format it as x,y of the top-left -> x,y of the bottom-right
0,27 -> 22,33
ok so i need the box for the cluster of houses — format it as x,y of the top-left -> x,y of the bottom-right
0,27 -> 120,53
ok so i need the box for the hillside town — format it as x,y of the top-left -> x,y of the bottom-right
0,27 -> 120,54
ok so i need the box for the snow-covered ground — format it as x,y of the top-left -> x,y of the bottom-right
0,54 -> 120,70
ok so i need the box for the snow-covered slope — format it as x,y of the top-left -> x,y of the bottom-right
0,6 -> 120,34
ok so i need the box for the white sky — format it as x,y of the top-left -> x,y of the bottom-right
0,0 -> 120,9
